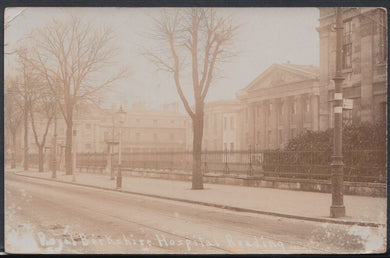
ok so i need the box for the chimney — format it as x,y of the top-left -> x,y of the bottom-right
132,100 -> 146,111
124,100 -> 128,110
163,104 -> 169,111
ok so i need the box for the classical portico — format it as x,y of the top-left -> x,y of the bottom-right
237,63 -> 320,150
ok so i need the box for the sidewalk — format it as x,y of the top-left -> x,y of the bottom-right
9,168 -> 387,227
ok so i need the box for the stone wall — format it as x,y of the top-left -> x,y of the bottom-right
78,166 -> 386,197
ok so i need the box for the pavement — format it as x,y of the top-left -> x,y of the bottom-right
9,168 -> 387,227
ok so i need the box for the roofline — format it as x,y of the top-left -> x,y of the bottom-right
240,63 -> 319,92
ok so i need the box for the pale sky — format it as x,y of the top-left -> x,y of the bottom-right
5,7 -> 319,112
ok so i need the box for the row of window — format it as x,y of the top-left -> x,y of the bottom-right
104,131 -> 177,141
248,127 -> 313,149
342,10 -> 387,70
204,115 -> 236,132
252,99 -> 311,119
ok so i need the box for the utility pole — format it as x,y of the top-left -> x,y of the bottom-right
330,7 -> 346,218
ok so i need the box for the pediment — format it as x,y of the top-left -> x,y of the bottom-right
246,64 -> 318,92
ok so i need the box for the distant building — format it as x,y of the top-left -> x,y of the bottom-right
204,100 -> 244,151
99,100 -> 189,153
24,100 -> 190,158
317,7 -> 387,130
236,63 -> 320,150
185,100 -> 244,151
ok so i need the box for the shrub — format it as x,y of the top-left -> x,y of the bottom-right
263,122 -> 387,182
285,121 -> 386,152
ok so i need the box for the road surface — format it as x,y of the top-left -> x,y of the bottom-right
4,172 -> 384,254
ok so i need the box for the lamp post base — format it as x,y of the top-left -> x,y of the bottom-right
116,179 -> 122,189
330,205 -> 345,218
116,169 -> 122,189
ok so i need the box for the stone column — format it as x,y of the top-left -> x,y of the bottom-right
247,103 -> 256,149
297,95 -> 305,134
274,98 -> 280,147
282,97 -> 289,146
311,93 -> 320,131
317,24 -> 332,131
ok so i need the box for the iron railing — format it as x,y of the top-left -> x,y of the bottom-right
71,149 -> 386,183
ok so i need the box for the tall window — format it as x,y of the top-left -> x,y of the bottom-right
292,101 -> 297,115
280,102 -> 284,117
230,116 -> 234,130
343,20 -> 352,69
214,114 -> 217,132
230,142 -> 234,152
379,102 -> 387,122
291,128 -> 296,138
279,129 -> 283,145
267,130 -> 272,148
224,117 -> 227,130
377,10 -> 387,64
305,98 -> 310,112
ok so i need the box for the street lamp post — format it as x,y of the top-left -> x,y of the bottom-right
72,129 -> 77,182
52,104 -> 57,179
330,7 -> 346,218
116,105 -> 126,189
110,118 -> 116,180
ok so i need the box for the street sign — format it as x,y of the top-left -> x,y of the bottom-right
343,99 -> 353,110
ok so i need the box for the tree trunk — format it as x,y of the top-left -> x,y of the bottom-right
11,132 -> 17,169
65,111 -> 73,175
23,107 -> 29,171
38,145 -> 44,172
191,101 -> 204,189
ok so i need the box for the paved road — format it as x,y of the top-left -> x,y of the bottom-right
5,172 -> 384,254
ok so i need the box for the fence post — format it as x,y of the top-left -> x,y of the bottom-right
224,149 -> 229,174
202,151 -> 207,175
248,147 -> 253,177
310,150 -> 313,180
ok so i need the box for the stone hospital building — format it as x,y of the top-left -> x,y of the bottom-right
13,8 -> 387,157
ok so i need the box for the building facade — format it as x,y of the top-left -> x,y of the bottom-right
236,63 -> 320,150
23,100 -> 190,157
203,100 -> 244,151
185,100 -> 244,151
317,7 -> 387,130
100,101 -> 189,153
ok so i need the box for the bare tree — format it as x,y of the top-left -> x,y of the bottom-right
14,47 -> 40,171
146,8 -> 239,189
25,14 -> 128,175
4,8 -> 26,55
4,77 -> 23,169
29,87 -> 56,172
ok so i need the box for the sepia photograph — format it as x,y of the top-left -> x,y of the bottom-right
3,6 -> 387,254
